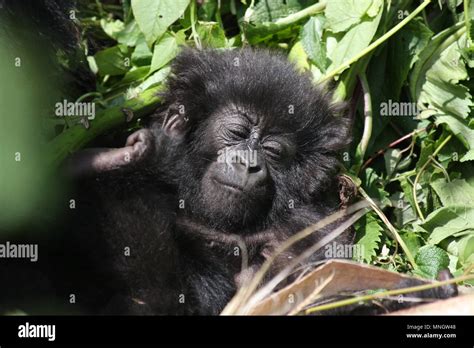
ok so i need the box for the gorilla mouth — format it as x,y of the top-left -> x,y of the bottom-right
211,177 -> 244,192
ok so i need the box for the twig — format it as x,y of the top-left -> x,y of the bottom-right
190,0 -> 202,49
361,127 -> 428,171
412,134 -> 452,221
356,72 -> 373,163
305,273 -> 474,314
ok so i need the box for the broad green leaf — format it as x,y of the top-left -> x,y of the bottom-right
120,66 -> 150,86
400,230 -> 422,259
288,41 -> 310,72
399,177 -> 417,215
411,25 -> 472,120
421,206 -> 474,244
457,235 -> 474,266
101,19 -> 141,47
197,22 -> 227,48
326,7 -> 382,76
384,148 -> 402,178
137,66 -> 171,92
360,167 -> 391,207
436,116 -> 474,161
198,0 -> 218,21
247,0 -> 313,22
391,192 -> 417,229
94,45 -> 131,76
132,34 -> 153,66
386,18 -> 433,99
325,0 -> 373,33
431,178 -> 474,207
301,15 -> 328,71
149,33 -> 180,74
131,0 -> 190,46
242,0 -> 316,43
100,19 -> 125,39
116,20 -> 142,46
354,212 -> 383,263
414,245 -> 450,279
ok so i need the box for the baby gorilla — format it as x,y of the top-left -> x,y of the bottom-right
66,48 -> 352,315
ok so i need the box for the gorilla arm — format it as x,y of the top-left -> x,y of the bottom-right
63,109 -> 187,177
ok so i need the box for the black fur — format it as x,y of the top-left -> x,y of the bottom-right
67,48 -> 353,315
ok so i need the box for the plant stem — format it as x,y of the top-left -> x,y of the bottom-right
190,0 -> 202,49
361,127 -> 428,171
412,134 -> 453,221
305,273 -> 474,314
356,72 -> 373,162
465,0 -> 472,44
274,1 -> 327,26
322,0 -> 432,82
47,86 -> 164,167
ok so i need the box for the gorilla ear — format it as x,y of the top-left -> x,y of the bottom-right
161,103 -> 190,138
162,112 -> 189,138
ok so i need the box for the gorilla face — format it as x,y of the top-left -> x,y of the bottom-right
178,102 -> 302,230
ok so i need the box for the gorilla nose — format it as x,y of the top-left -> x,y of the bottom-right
230,158 -> 267,188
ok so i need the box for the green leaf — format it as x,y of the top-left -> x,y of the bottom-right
120,66 -> 150,86
132,34 -> 153,66
386,18 -> 433,99
101,19 -> 141,47
100,19 -> 125,39
435,116 -> 474,161
241,0 -> 318,43
131,0 -> 190,46
196,22 -> 227,48
324,0 -> 373,33
354,212 -> 383,263
149,33 -> 180,74
137,66 -> 171,92
411,25 -> 472,120
116,20 -> 142,46
360,167 -> 391,207
326,7 -> 382,76
392,192 -> 417,229
421,207 -> 474,244
400,230 -> 422,259
94,45 -> 131,76
457,234 -> 474,266
384,148 -> 402,178
248,0 -> 313,22
301,15 -> 328,71
431,178 -> 474,207
414,245 -> 450,279
288,41 -> 310,72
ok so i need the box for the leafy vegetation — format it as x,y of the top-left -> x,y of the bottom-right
51,0 -> 474,282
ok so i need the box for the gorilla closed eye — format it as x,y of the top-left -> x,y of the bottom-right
227,124 -> 250,139
262,141 -> 284,159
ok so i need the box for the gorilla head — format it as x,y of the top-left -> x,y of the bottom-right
154,49 -> 350,232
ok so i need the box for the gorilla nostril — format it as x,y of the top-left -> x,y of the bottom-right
248,165 -> 261,174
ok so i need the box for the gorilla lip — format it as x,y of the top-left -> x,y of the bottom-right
211,177 -> 244,192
